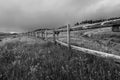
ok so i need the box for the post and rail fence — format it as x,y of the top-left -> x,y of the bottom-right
24,21 -> 120,62
52,24 -> 120,62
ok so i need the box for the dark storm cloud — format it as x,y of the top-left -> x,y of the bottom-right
0,0 -> 120,32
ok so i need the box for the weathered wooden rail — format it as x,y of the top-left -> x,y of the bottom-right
56,40 -> 120,62
23,19 -> 120,61
54,24 -> 120,62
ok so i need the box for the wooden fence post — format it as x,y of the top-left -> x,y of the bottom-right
41,31 -> 42,38
43,31 -> 45,40
40,31 -> 41,38
38,31 -> 40,38
30,32 -> 31,36
41,31 -> 43,39
67,24 -> 71,49
53,29 -> 56,44
31,32 -> 32,36
35,32 -> 37,38
45,30 -> 47,40
37,32 -> 38,38
37,32 -> 39,38
32,32 -> 34,37
33,32 -> 34,36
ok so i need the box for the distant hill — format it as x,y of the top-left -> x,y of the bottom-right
0,32 -> 12,36
80,17 -> 120,24
33,28 -> 52,32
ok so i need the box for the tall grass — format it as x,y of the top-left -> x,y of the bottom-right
0,41 -> 120,80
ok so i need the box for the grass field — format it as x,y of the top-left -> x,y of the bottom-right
57,27 -> 120,56
0,38 -> 120,80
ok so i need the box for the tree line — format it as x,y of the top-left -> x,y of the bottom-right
74,17 -> 120,26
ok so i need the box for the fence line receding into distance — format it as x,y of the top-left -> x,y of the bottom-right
24,22 -> 120,62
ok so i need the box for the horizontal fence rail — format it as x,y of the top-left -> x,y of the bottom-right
56,40 -> 120,62
23,19 -> 120,62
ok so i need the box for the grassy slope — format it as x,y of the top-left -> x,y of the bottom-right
58,28 -> 120,55
0,41 -> 120,80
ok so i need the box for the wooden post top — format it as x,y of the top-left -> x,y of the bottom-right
112,24 -> 120,27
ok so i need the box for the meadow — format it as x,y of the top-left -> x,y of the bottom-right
0,40 -> 120,80
57,27 -> 120,56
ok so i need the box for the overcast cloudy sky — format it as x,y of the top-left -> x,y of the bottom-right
0,0 -> 120,33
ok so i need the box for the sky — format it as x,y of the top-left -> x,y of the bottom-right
0,0 -> 120,33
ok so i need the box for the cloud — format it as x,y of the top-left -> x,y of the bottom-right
0,0 -> 120,32
81,0 -> 120,19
